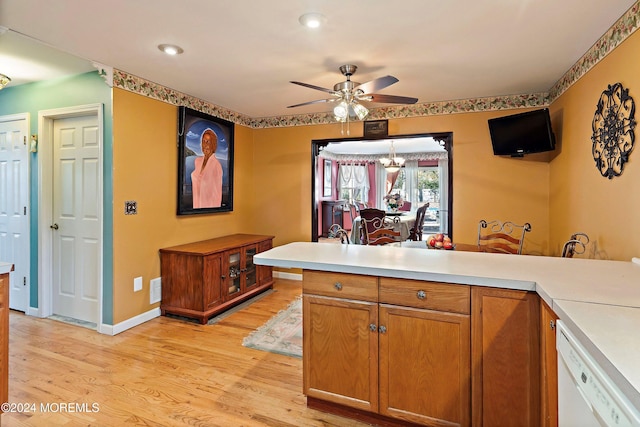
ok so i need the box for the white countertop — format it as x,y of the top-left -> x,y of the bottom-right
254,242 -> 640,409
0,262 -> 13,275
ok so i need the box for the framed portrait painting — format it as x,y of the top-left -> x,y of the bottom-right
177,106 -> 234,215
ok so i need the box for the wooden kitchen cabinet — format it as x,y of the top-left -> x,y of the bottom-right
540,299 -> 559,427
303,271 -> 471,427
302,270 -> 379,412
471,286 -> 541,427
160,234 -> 274,324
379,278 -> 471,426
303,294 -> 379,412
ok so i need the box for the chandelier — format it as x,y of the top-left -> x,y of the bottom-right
379,141 -> 405,173
0,73 -> 10,90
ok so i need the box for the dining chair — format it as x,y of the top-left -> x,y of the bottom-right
358,208 -> 393,245
408,203 -> 429,241
348,203 -> 360,225
399,201 -> 412,212
327,224 -> 350,244
477,219 -> 532,254
561,232 -> 589,258
364,225 -> 402,245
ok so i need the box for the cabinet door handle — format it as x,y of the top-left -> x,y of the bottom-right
378,325 -> 387,334
369,323 -> 377,332
334,282 -> 343,291
220,275 -> 226,280
417,290 -> 426,300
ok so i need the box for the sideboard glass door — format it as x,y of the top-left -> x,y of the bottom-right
244,246 -> 257,290
227,251 -> 241,296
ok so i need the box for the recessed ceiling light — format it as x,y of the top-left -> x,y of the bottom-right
299,13 -> 326,29
158,44 -> 184,55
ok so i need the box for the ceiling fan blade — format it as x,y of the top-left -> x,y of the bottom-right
364,93 -> 419,104
290,81 -> 336,94
354,75 -> 399,94
287,98 -> 336,108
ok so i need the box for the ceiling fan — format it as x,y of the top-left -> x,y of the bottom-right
287,64 -> 418,122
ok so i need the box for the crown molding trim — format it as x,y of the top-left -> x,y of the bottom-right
112,2 -> 640,129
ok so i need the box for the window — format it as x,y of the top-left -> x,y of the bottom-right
338,164 -> 369,204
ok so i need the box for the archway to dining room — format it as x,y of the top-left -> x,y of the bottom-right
310,132 -> 453,243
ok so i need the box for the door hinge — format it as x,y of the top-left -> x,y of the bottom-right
23,135 -> 27,145
23,277 -> 26,286
24,206 -> 27,215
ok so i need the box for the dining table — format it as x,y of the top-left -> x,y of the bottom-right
350,212 -> 416,244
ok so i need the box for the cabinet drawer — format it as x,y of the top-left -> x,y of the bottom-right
303,270 -> 377,302
379,278 -> 470,314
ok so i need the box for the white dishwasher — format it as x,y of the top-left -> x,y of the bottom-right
557,320 -> 640,426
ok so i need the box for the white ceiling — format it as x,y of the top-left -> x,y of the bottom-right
0,0 -> 636,119
322,137 -> 445,155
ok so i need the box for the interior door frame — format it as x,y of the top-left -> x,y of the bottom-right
36,104 -> 104,326
0,112 -> 31,312
311,132 -> 453,242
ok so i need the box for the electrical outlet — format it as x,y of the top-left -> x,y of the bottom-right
134,276 -> 143,292
150,277 -> 162,304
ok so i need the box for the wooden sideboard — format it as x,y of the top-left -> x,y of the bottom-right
159,234 -> 274,324
0,265 -> 13,414
321,200 -> 346,237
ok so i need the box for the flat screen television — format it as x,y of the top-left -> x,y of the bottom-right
488,108 -> 556,156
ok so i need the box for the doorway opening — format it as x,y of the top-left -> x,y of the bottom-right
311,132 -> 453,242
37,104 -> 104,329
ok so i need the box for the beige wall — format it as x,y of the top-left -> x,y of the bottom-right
252,112 -> 551,254
112,89 -> 255,323
548,30 -> 640,260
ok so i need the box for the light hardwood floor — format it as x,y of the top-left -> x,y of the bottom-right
2,279 -> 368,427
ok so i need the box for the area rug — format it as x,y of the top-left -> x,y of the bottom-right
242,296 -> 302,358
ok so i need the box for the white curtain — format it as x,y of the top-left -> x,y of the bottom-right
404,160 -> 419,208
438,158 -> 449,234
375,162 -> 387,209
338,163 -> 369,204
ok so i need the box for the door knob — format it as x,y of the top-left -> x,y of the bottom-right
50,223 -> 59,230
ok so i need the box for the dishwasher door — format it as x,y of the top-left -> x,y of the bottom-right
556,320 -> 640,427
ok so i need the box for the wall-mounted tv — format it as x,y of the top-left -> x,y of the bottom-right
488,108 -> 556,157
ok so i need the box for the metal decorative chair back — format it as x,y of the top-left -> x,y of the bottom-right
327,224 -> 350,244
359,208 -> 386,237
561,232 -> 589,258
408,203 -> 429,241
477,219 -> 532,254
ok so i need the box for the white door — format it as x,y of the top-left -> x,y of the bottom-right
51,114 -> 100,323
0,114 -> 30,312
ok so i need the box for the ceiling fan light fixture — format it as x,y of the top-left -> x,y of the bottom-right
352,102 -> 369,120
299,13 -> 326,29
333,101 -> 348,120
158,44 -> 184,55
0,73 -> 11,89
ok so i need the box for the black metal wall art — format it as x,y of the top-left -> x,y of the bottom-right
591,82 -> 636,179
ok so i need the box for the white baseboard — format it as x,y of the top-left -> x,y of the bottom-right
27,307 -> 43,317
273,270 -> 302,281
99,307 -> 161,335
